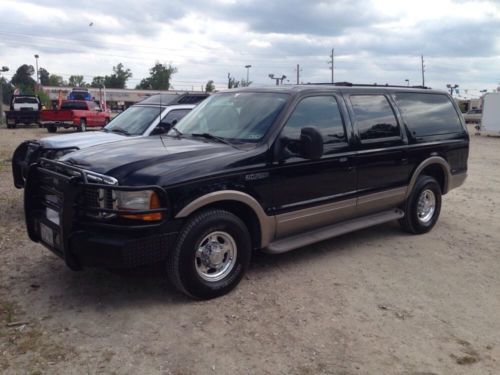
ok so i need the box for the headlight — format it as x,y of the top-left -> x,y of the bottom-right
115,190 -> 163,221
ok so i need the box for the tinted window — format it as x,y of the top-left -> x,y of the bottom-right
395,93 -> 462,136
282,96 -> 346,144
162,109 -> 190,125
61,101 -> 88,110
14,97 -> 38,104
350,95 -> 400,140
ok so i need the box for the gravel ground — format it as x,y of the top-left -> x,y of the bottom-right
0,126 -> 499,374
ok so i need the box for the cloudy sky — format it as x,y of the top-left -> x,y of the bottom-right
0,0 -> 499,97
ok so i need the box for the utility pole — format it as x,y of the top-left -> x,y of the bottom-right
421,54 -> 425,87
328,48 -> 335,84
446,84 -> 459,96
34,54 -> 40,85
295,64 -> 303,84
0,66 -> 9,126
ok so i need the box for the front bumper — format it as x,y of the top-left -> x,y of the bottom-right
25,159 -> 178,270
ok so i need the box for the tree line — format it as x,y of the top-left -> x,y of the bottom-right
1,60 -> 252,105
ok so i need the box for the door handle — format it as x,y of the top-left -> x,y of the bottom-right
339,157 -> 348,163
401,158 -> 409,165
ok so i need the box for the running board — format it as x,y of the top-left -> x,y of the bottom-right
264,209 -> 405,254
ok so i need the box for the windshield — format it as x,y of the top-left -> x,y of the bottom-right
169,92 -> 289,143
14,97 -> 38,104
104,105 -> 161,136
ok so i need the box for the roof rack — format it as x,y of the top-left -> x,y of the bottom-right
305,82 -> 431,89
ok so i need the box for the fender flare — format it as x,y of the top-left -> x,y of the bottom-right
175,190 -> 275,248
406,156 -> 451,197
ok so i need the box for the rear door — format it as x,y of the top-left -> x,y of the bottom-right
344,91 -> 408,214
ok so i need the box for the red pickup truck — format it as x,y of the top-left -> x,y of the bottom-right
40,100 -> 111,133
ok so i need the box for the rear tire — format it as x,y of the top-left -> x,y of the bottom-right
77,119 -> 87,132
400,175 -> 442,234
47,124 -> 57,133
167,209 -> 251,299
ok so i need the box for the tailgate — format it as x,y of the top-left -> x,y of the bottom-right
40,110 -> 74,121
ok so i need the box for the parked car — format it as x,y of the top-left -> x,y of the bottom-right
5,95 -> 42,128
39,100 -> 111,133
463,108 -> 482,124
12,92 -> 208,188
24,84 -> 469,299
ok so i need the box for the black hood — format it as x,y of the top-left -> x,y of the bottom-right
61,136 -> 261,186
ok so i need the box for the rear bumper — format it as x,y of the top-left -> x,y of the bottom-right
449,171 -> 467,191
40,120 -> 75,127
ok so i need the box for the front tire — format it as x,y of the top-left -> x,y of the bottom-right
167,209 -> 251,299
400,175 -> 442,234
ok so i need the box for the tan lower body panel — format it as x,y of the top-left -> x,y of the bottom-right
274,186 -> 407,240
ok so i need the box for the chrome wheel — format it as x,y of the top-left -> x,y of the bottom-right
195,231 -> 237,282
417,189 -> 436,224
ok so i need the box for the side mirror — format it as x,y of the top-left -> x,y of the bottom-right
151,126 -> 169,135
300,126 -> 323,160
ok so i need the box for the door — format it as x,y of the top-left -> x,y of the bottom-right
345,92 -> 408,215
271,94 -> 357,239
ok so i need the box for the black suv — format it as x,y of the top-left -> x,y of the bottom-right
24,84 -> 469,299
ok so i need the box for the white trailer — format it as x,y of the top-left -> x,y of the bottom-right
480,93 -> 500,134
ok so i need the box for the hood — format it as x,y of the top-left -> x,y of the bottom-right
61,136 -> 257,186
40,131 -> 128,149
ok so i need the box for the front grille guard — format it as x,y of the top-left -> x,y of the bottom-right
26,158 -> 169,243
12,140 -> 41,188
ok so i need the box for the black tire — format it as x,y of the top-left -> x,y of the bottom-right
167,209 -> 251,299
400,175 -> 442,234
47,124 -> 57,133
77,118 -> 87,132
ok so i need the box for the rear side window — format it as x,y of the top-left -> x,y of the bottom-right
349,95 -> 400,141
394,93 -> 462,136
61,101 -> 88,110
282,96 -> 346,145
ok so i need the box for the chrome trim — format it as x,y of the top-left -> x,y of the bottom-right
175,190 -> 275,248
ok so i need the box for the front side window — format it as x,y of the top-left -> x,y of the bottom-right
171,92 -> 289,143
350,95 -> 400,141
281,96 -> 346,144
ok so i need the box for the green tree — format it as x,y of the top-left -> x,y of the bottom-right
68,75 -> 86,87
205,80 -> 215,92
11,64 -> 36,93
240,79 -> 252,87
227,73 -> 239,89
90,76 -> 105,88
48,74 -> 65,87
136,62 -> 177,90
1,77 -> 13,105
36,89 -> 51,108
104,63 -> 132,88
39,68 -> 50,86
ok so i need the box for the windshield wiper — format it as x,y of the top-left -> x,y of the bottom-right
191,133 -> 239,149
110,127 -> 131,136
170,127 -> 183,137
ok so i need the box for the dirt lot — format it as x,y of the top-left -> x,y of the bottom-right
0,126 -> 499,374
